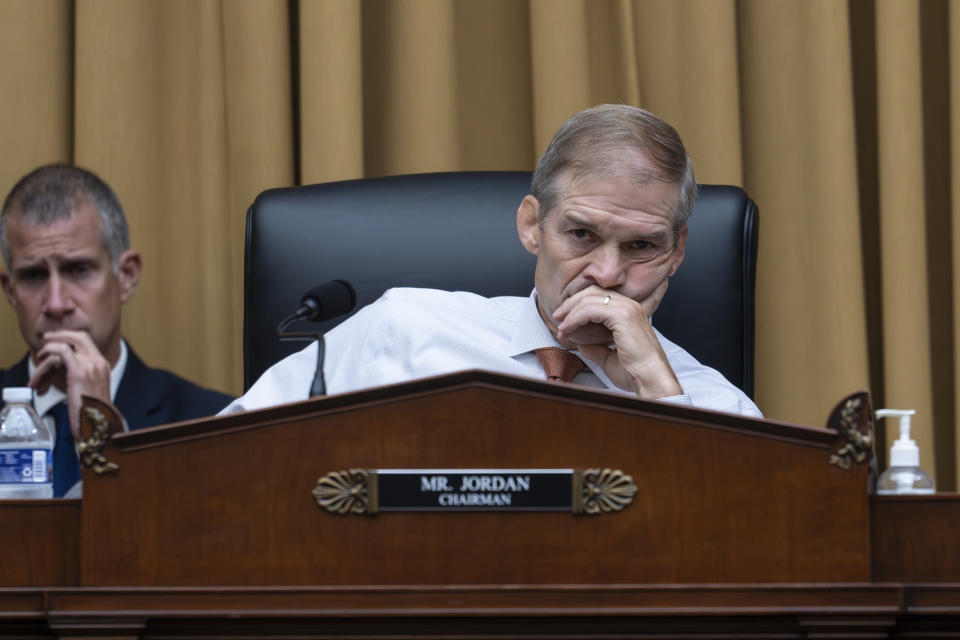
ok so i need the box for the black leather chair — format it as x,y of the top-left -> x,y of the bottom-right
244,172 -> 758,398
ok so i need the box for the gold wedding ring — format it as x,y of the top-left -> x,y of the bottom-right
602,295 -> 611,305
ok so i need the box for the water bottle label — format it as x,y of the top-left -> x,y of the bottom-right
0,448 -> 52,484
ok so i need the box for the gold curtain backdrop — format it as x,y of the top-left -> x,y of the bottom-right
0,0 -> 956,488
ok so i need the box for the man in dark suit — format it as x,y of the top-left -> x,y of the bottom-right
0,164 -> 231,496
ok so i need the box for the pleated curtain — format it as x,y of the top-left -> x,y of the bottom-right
0,0 -> 957,490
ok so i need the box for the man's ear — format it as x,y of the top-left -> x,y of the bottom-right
116,250 -> 142,303
0,270 -> 14,307
669,225 -> 688,277
516,195 -> 542,256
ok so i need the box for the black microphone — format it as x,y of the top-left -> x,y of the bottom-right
295,280 -> 356,322
277,280 -> 357,397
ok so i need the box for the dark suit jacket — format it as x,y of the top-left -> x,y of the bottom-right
0,345 -> 232,429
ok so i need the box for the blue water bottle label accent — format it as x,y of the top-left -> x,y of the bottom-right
0,449 -> 51,483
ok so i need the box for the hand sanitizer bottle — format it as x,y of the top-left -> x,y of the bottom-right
875,408 -> 935,495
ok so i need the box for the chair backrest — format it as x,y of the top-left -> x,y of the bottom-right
244,172 -> 758,398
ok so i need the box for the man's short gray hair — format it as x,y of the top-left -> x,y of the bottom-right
0,164 -> 130,270
531,104 -> 696,242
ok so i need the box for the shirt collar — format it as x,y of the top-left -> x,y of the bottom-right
507,289 -> 565,358
29,339 -> 128,417
508,289 -> 633,392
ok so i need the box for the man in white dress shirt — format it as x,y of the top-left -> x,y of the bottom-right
225,105 -> 761,417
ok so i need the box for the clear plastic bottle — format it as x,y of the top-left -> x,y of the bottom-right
875,408 -> 935,495
0,387 -> 53,499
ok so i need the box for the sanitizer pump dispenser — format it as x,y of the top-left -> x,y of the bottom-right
875,409 -> 935,495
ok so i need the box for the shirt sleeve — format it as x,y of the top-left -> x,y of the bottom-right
218,341 -> 318,415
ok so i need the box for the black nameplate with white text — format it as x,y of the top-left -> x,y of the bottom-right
377,469 -> 573,511
311,467 -> 637,515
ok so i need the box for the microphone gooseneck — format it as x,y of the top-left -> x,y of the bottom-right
277,280 -> 357,397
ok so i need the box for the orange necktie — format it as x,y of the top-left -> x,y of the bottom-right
535,347 -> 585,383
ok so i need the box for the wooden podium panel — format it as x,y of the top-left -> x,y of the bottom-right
5,374 -> 960,637
872,493 -> 960,581
2,583 -> 957,639
0,500 -> 78,587
78,371 -> 871,587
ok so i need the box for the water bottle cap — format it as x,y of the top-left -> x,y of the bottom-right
2,386 -> 33,404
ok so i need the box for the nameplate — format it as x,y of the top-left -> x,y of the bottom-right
379,469 -> 572,511
312,468 -> 637,516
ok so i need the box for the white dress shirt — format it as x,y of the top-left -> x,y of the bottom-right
224,288 -> 761,418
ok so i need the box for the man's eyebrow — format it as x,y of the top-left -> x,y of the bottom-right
632,229 -> 670,242
13,263 -> 47,277
565,212 -> 670,239
562,213 -> 600,231
59,256 -> 97,267
13,254 -> 97,273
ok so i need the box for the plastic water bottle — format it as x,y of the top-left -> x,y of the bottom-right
0,387 -> 53,499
